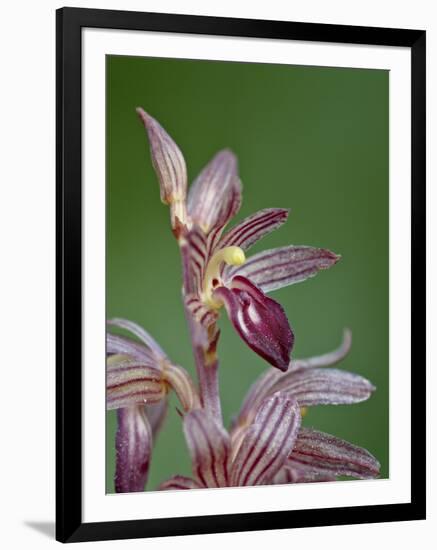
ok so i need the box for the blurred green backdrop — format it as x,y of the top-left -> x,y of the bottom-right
106,55 -> 389,492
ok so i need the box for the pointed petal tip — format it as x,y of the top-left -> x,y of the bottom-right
135,107 -> 173,134
217,147 -> 237,159
292,428 -> 381,479
313,248 -> 341,267
322,249 -> 341,264
291,327 -> 353,370
220,208 -> 291,253
229,245 -> 341,293
136,106 -> 150,125
135,109 -> 187,206
272,207 -> 291,221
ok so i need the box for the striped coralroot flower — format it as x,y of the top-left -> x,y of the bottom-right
160,332 -> 379,491
160,393 -> 302,489
107,111 -> 380,494
106,318 -> 200,493
137,109 -> 339,372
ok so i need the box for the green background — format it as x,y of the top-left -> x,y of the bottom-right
106,55 -> 389,492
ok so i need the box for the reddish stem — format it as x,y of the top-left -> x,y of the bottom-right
180,242 -> 223,423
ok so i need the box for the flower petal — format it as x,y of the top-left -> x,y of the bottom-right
292,329 -> 352,370
227,245 -> 340,292
231,392 -> 301,486
164,364 -> 201,411
108,318 -> 167,361
136,108 -> 187,205
185,227 -> 209,294
106,333 -> 156,364
183,409 -> 231,488
220,208 -> 289,251
268,367 -> 375,407
214,276 -> 294,371
106,358 -> 166,410
184,294 -> 219,328
234,367 -> 283,428
187,150 -> 242,233
115,405 -> 152,493
288,428 -> 380,479
234,330 -> 355,427
145,400 -> 168,440
159,475 -> 203,491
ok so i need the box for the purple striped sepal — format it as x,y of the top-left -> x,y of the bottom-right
107,357 -> 167,410
226,245 -> 340,293
159,392 -> 301,490
219,208 -> 289,251
214,275 -> 294,372
136,108 -> 187,206
183,409 -> 231,488
285,428 -> 380,479
136,109 -> 188,236
115,405 -> 152,493
230,393 -> 301,486
187,150 -> 242,234
106,318 -> 201,412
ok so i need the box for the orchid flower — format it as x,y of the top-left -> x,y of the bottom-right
106,110 -> 380,494
137,108 -> 339,375
107,318 -> 200,492
159,333 -> 379,491
231,330 -> 380,483
160,392 -> 302,489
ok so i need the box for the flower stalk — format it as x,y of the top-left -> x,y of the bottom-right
180,240 -> 223,422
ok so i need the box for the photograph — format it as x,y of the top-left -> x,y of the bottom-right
105,55 -> 389,494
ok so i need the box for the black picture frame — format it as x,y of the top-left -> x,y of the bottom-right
56,6 -> 426,543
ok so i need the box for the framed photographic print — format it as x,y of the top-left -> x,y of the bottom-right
56,7 -> 426,543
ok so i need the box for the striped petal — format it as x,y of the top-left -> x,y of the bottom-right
115,405 -> 152,493
106,333 -> 156,364
184,294 -> 219,328
292,329 -> 352,370
231,392 -> 301,486
219,208 -> 289,251
267,367 -> 375,407
288,428 -> 380,479
164,364 -> 201,412
108,318 -> 167,361
159,475 -> 203,491
227,245 -> 340,293
106,358 -> 166,410
235,330 -> 355,427
214,276 -> 294,371
183,410 -> 231,488
235,367 -> 283,427
145,400 -> 168,440
185,227 -> 209,294
187,150 -> 242,234
136,108 -> 187,205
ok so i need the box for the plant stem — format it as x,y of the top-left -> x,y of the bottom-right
180,241 -> 223,423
